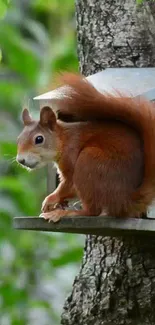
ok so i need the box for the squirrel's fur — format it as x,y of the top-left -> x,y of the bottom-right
17,73 -> 155,221
54,74 -> 155,216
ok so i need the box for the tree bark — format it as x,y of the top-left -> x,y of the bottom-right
61,1 -> 155,324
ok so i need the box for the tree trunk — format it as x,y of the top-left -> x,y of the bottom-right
61,1 -> 155,324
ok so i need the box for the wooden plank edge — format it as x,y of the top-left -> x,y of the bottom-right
13,217 -> 155,237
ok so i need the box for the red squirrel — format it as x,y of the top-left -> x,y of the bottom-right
16,73 -> 155,222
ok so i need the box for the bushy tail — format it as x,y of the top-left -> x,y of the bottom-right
54,73 -> 155,213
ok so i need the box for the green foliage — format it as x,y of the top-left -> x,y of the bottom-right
0,0 -> 9,19
0,0 -> 82,324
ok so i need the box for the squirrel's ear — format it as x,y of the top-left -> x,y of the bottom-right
22,108 -> 32,125
40,106 -> 56,130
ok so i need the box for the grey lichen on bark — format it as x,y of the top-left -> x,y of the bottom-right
61,1 -> 155,324
62,237 -> 155,325
76,0 -> 155,76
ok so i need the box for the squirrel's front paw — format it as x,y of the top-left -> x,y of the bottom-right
41,194 -> 68,213
40,209 -> 67,223
41,194 -> 57,213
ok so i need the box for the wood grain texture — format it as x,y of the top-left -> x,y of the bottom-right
14,217 -> 155,237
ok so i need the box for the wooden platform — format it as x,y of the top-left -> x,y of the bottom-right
13,216 -> 155,237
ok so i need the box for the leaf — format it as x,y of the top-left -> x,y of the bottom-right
0,24 -> 40,84
51,247 -> 83,267
2,0 -> 10,5
23,18 -> 49,48
0,48 -> 2,61
0,0 -> 7,19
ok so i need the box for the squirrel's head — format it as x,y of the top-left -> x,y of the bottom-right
16,106 -> 58,170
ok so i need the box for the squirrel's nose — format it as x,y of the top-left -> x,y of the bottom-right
18,158 -> 26,165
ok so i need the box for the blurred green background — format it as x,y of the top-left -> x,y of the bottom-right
0,0 -> 84,324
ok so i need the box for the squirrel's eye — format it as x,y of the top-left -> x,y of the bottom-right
35,135 -> 44,145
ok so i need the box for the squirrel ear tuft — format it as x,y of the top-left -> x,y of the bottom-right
40,106 -> 56,130
22,108 -> 32,125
